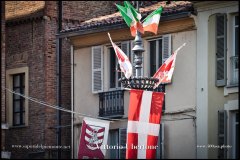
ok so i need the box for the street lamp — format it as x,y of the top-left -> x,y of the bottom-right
119,1 -> 159,90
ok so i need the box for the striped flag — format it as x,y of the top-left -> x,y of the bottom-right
142,6 -> 163,34
108,33 -> 133,79
153,43 -> 186,88
78,117 -> 110,159
126,89 -> 164,159
116,2 -> 144,37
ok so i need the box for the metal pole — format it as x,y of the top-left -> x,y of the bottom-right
132,1 -> 145,78
57,1 -> 62,159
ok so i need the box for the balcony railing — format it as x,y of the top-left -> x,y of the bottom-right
230,56 -> 238,85
99,90 -> 124,118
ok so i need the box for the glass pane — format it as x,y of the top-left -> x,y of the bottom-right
235,15 -> 239,26
236,123 -> 239,158
13,88 -> 21,100
109,130 -> 119,159
14,101 -> 20,112
235,26 -> 239,57
22,112 -> 25,124
158,39 -> 163,67
110,47 -> 116,88
14,113 -> 20,125
150,41 -> 156,76
21,74 -> 25,86
13,75 -> 20,87
22,100 -> 25,112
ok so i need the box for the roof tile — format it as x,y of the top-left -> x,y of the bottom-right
61,1 -> 193,33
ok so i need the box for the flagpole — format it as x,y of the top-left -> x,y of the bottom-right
132,1 -> 144,78
119,1 -> 159,90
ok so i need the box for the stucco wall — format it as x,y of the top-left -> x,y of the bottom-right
207,13 -> 238,159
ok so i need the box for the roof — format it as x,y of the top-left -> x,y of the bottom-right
60,1 -> 194,34
5,1 -> 45,21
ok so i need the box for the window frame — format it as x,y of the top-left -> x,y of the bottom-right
230,14 -> 239,85
108,41 -> 131,91
12,73 -> 25,126
6,67 -> 29,127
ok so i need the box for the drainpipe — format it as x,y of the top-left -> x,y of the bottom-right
57,1 -> 62,159
71,45 -> 74,158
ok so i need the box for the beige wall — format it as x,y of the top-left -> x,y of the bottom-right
73,27 -> 197,158
207,13 -> 238,159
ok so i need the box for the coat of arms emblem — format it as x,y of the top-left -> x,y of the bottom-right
84,124 -> 105,150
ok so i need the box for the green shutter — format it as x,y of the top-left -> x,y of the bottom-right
216,14 -> 227,87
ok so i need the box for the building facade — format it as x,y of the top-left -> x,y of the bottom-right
194,1 -> 239,159
1,1 -> 132,159
59,1 -> 197,159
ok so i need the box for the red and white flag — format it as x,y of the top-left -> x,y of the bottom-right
126,89 -> 164,159
153,43 -> 186,88
78,117 -> 110,159
108,33 -> 133,79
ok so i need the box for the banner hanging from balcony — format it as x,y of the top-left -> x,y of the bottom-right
78,117 -> 110,159
126,89 -> 164,159
153,43 -> 186,88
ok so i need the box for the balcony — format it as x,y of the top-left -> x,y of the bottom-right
99,90 -> 124,118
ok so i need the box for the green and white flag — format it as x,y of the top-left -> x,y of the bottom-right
142,6 -> 163,34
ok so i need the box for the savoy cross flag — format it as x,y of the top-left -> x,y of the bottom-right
126,89 -> 164,159
108,33 -> 133,79
153,43 -> 186,89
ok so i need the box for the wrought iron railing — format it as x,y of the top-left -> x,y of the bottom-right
99,90 -> 124,118
230,56 -> 238,85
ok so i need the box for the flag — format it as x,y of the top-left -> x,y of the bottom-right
126,89 -> 164,159
153,43 -> 186,88
142,6 -> 163,34
116,2 -> 144,37
78,117 -> 110,159
108,33 -> 133,79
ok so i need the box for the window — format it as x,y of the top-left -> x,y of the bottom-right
216,13 -> 239,87
108,128 -> 127,159
232,112 -> 239,159
6,67 -> 29,127
230,15 -> 239,85
12,74 -> 25,126
107,125 -> 164,159
109,42 -> 131,89
148,35 -> 171,77
219,100 -> 239,159
109,47 -> 122,88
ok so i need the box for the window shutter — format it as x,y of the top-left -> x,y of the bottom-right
218,110 -> 227,159
216,14 -> 227,87
162,34 -> 172,63
156,123 -> 164,159
92,46 -> 103,93
119,128 -> 127,159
